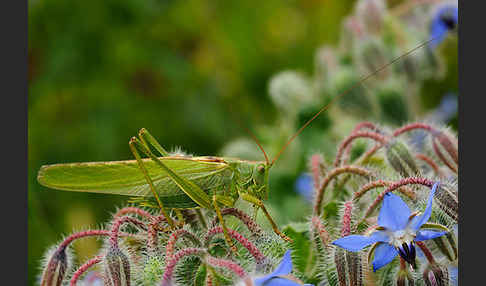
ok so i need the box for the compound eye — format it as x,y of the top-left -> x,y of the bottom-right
257,165 -> 265,173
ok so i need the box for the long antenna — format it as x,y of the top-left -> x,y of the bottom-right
270,37 -> 436,167
225,101 -> 270,165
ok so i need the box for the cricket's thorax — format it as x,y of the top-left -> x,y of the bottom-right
225,158 -> 269,201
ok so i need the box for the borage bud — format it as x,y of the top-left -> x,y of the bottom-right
331,67 -> 372,117
103,246 -> 131,286
41,247 -> 69,286
396,269 -> 414,286
334,247 -> 348,286
268,71 -> 313,116
432,130 -> 458,170
434,183 -> 458,223
376,78 -> 409,125
423,263 -> 449,286
355,0 -> 386,35
385,139 -> 420,177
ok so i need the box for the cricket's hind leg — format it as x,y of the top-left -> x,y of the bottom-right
131,128 -> 216,230
129,129 -> 176,228
239,192 -> 293,243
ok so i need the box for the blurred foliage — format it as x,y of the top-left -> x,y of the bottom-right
28,0 -> 457,284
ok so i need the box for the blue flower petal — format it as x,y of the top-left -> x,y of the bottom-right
372,243 -> 398,272
378,193 -> 411,231
332,231 -> 389,252
257,276 -> 312,286
430,5 -> 458,48
410,182 -> 439,231
415,230 -> 447,241
254,250 -> 293,285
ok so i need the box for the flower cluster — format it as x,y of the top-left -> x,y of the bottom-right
306,121 -> 458,285
39,120 -> 458,285
37,0 -> 458,284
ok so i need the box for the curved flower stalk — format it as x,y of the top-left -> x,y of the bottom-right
332,182 -> 447,271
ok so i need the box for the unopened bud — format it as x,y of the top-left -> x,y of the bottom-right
432,235 -> 454,262
376,79 -> 409,125
435,183 -> 458,223
433,131 -> 458,167
355,38 -> 389,79
355,0 -> 386,35
423,263 -> 448,286
334,248 -> 348,286
142,256 -> 164,286
315,46 -> 338,90
268,71 -> 313,116
346,251 -> 362,286
41,247 -> 68,286
396,269 -> 414,286
385,139 -> 420,177
103,246 -> 131,286
332,67 -> 371,117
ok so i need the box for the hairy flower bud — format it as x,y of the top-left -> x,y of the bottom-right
334,248 -> 348,286
376,79 -> 409,125
355,0 -> 386,35
268,71 -> 313,116
423,263 -> 448,286
331,67 -> 371,117
103,246 -> 131,286
434,183 -> 458,223
41,248 -> 68,286
432,131 -> 458,171
396,269 -> 414,286
386,139 -> 420,177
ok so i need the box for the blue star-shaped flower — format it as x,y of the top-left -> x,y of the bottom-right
430,5 -> 458,48
295,173 -> 314,203
253,250 -> 313,286
332,182 -> 447,272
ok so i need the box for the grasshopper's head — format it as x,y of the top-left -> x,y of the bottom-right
251,163 -> 271,200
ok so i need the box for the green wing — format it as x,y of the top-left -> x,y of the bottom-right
37,156 -> 232,208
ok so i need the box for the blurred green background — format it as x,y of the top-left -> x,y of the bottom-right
28,0 -> 457,285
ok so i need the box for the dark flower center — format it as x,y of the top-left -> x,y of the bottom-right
397,242 -> 416,268
440,10 -> 457,30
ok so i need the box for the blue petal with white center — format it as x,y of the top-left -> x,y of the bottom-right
332,231 -> 389,252
332,181 -> 449,272
253,250 -> 313,286
378,192 -> 411,231
372,243 -> 398,272
415,229 -> 446,241
410,182 -> 439,231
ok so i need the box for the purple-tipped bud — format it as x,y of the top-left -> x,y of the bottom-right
41,248 -> 68,286
103,246 -> 131,286
423,263 -> 448,286
385,140 -> 420,177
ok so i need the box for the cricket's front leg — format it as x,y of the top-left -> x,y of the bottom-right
213,194 -> 238,254
239,192 -> 293,243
